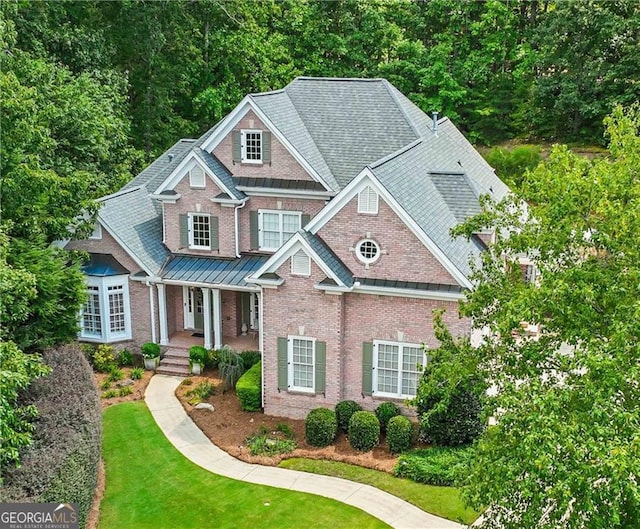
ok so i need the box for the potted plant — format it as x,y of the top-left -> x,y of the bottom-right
189,345 -> 208,375
141,342 -> 161,370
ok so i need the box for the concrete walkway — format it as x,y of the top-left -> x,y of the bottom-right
145,375 -> 465,529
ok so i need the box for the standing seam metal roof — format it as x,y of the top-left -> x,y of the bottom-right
161,254 -> 268,288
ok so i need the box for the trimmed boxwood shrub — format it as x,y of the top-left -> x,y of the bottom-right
335,400 -> 362,433
348,411 -> 380,452
375,401 -> 401,433
236,361 -> 261,411
393,446 -> 471,486
386,415 -> 414,454
0,344 -> 101,528
305,407 -> 337,447
240,350 -> 261,370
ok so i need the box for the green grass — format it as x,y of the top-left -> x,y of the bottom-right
100,402 -> 388,529
279,458 -> 479,526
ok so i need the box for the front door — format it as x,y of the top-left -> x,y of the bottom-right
186,287 -> 204,331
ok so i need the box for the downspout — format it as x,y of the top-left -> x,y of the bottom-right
234,199 -> 248,258
146,281 -> 157,343
259,288 -> 265,409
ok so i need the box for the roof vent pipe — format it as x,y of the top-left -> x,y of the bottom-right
168,153 -> 175,162
432,111 -> 438,136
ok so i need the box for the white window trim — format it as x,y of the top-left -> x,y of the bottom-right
188,212 -> 211,250
80,275 -> 132,343
258,209 -> 302,251
288,335 -> 316,393
241,129 -> 263,164
355,238 -> 381,265
291,249 -> 311,276
89,223 -> 102,240
372,340 -> 426,398
189,164 -> 206,188
358,186 -> 379,214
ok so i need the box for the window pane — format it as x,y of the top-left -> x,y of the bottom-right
401,346 -> 422,397
108,285 -> 126,333
377,344 -> 399,394
292,338 -> 313,389
192,215 -> 210,247
83,286 -> 101,335
282,214 -> 300,241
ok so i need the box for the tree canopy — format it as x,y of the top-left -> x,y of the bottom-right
440,105 -> 640,528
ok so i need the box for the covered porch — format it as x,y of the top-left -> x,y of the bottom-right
167,330 -> 259,352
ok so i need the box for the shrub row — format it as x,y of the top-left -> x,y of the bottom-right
0,344 -> 101,528
236,361 -> 262,411
305,401 -> 415,454
393,446 -> 472,486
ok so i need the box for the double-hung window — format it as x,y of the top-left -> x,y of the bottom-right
373,341 -> 426,398
288,336 -> 316,392
258,210 -> 301,251
241,129 -> 262,163
189,213 -> 211,249
80,277 -> 131,342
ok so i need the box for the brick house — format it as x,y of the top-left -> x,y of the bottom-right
67,77 -> 509,418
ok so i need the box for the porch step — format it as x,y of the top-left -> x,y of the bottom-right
157,348 -> 190,376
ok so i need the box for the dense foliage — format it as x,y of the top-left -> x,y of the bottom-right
239,350 -> 262,371
394,447 -> 471,487
335,400 -> 362,433
305,408 -> 337,447
385,415 -> 414,455
236,361 -> 262,412
0,344 -> 101,529
347,411 -> 380,452
3,1 -> 638,155
445,106 -> 640,528
374,402 -> 401,434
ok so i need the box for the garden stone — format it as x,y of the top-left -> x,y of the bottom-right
194,403 -> 214,411
117,378 -> 134,387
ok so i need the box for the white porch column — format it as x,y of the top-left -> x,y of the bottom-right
157,283 -> 169,345
202,288 -> 213,350
147,282 -> 157,344
212,288 -> 222,349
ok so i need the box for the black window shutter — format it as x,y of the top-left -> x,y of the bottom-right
250,211 -> 259,250
301,213 -> 310,227
362,342 -> 373,396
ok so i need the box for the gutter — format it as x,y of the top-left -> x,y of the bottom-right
234,199 -> 248,258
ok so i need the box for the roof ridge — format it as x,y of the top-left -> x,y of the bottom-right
98,185 -> 144,203
381,80 -> 422,139
368,138 -> 423,170
294,76 -> 384,83
249,88 -> 287,98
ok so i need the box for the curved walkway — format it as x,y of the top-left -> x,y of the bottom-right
145,374 -> 465,529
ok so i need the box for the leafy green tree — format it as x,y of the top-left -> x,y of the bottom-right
447,105 -> 640,528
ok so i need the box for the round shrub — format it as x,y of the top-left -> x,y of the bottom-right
375,401 -> 401,433
335,400 -> 362,432
386,415 -> 414,454
305,407 -> 337,447
348,411 -> 380,452
93,344 -> 116,372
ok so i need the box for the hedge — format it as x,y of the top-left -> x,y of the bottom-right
0,343 -> 101,528
393,447 -> 472,486
348,411 -> 380,452
305,408 -> 337,447
236,361 -> 262,411
240,350 -> 261,371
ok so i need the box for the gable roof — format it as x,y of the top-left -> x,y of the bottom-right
98,187 -> 169,275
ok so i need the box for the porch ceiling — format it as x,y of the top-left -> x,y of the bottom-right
161,254 -> 268,288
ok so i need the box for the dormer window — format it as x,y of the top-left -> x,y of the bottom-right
189,165 -> 206,188
241,130 -> 262,163
358,186 -> 379,214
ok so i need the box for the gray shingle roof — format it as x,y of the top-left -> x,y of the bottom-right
430,173 -> 482,223
161,254 -> 268,287
298,230 -> 354,287
98,187 -> 169,274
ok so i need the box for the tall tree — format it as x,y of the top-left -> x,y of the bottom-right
443,105 -> 640,528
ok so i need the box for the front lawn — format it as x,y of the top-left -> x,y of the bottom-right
279,458 -> 478,526
100,402 -> 388,529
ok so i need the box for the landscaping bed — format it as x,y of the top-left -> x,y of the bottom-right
176,370 -> 406,473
